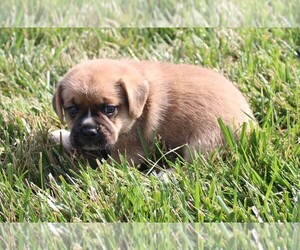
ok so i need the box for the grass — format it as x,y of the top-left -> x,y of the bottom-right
0,28 -> 299,225
1,0 -> 299,27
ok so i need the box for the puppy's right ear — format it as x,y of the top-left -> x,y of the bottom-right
119,78 -> 149,120
52,85 -> 64,122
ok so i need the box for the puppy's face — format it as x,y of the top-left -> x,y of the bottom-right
53,60 -> 149,151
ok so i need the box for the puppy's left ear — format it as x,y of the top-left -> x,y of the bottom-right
52,84 -> 64,122
119,78 -> 149,119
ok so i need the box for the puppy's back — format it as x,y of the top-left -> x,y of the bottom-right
130,60 -> 255,155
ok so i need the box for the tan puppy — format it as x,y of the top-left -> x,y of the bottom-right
52,59 -> 255,165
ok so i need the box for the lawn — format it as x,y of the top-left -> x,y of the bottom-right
0,28 -> 299,225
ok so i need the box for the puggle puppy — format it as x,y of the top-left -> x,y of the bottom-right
52,59 -> 255,165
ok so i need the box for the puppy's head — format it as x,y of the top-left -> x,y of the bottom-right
53,59 -> 149,151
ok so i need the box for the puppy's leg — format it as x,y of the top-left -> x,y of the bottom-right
50,129 -> 74,153
183,131 -> 222,161
156,168 -> 178,183
50,129 -> 108,168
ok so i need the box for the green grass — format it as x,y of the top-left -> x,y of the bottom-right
0,28 -> 299,223
1,0 -> 299,27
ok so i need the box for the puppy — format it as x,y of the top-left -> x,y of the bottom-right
52,59 -> 255,165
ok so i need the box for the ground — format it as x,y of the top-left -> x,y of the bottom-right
0,28 -> 299,223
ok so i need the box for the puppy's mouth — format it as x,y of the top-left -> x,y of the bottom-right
70,128 -> 108,151
69,112 -> 119,153
81,145 -> 104,151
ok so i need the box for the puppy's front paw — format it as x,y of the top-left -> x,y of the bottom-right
155,168 -> 178,183
50,129 -> 74,153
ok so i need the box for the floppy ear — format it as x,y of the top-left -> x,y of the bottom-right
119,78 -> 149,119
52,84 -> 64,122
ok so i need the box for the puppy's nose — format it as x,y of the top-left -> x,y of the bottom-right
82,127 -> 98,138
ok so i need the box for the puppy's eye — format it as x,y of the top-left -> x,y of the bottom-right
67,106 -> 78,118
103,105 -> 117,116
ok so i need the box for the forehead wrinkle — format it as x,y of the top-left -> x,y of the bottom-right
70,87 -> 115,106
63,72 -> 122,106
